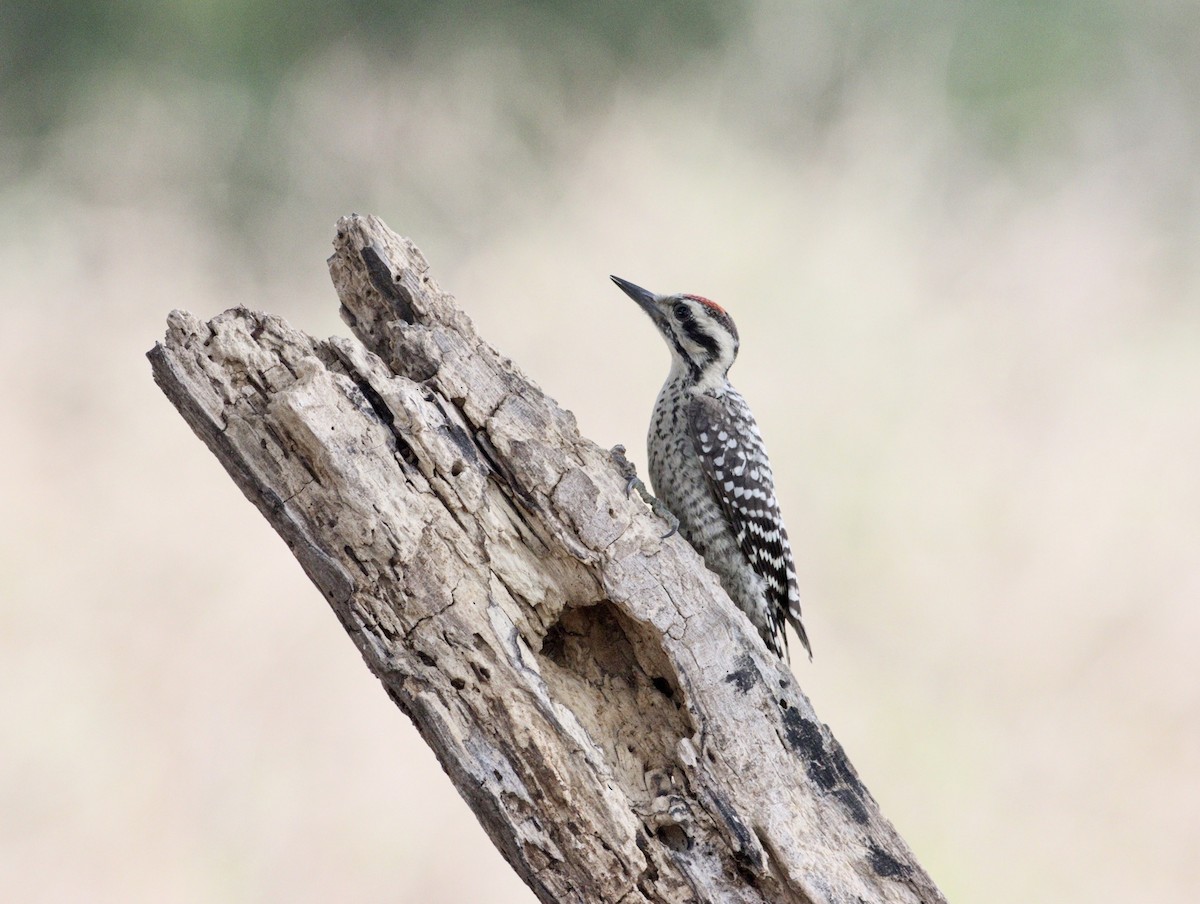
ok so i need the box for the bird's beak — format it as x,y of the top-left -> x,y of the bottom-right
610,275 -> 664,324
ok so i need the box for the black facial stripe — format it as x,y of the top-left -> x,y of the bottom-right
680,313 -> 720,358
687,302 -> 739,350
668,333 -> 703,380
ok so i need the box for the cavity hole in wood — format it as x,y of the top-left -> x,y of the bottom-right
656,823 -> 690,853
534,600 -> 697,811
651,676 -> 675,700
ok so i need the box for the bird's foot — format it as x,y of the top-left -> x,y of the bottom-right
610,445 -> 679,539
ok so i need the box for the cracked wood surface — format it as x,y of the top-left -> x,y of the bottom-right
148,214 -> 947,904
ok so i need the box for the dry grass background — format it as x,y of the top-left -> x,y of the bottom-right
2,6 -> 1198,902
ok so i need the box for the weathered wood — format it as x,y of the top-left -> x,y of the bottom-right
148,214 -> 946,904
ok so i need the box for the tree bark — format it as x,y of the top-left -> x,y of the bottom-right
148,214 -> 947,904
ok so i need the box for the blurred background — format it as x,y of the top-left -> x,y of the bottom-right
2,2 -> 1198,901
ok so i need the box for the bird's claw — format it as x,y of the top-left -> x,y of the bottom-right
610,445 -> 679,540
651,499 -> 680,539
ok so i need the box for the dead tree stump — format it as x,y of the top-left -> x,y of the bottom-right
148,214 -> 947,904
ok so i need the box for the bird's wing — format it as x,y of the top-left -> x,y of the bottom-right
688,391 -> 811,658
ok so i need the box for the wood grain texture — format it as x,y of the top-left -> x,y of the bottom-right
148,214 -> 947,904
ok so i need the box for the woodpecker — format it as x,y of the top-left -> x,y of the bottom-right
611,276 -> 811,661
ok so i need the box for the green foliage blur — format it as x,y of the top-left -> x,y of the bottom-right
8,0 -> 1197,154
7,0 -> 1199,200
1,1 -> 744,136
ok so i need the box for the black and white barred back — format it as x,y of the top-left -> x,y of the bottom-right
611,276 -> 811,661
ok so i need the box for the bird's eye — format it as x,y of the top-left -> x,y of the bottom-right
672,302 -> 689,321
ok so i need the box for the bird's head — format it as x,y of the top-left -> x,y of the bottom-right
610,275 -> 740,387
